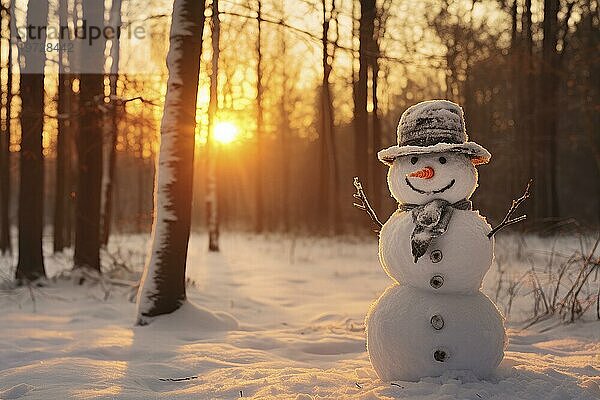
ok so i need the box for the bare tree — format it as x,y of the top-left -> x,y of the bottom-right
206,0 -> 221,252
277,9 -> 291,232
319,0 -> 341,234
522,0 -> 535,197
100,0 -> 123,246
0,1 -> 13,255
533,0 -> 572,222
136,0 -> 207,323
353,0 -> 374,187
255,0 -> 264,233
53,0 -> 73,253
15,0 -> 49,282
74,0 -> 105,271
370,0 -> 389,214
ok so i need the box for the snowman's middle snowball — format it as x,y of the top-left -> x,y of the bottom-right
379,208 -> 494,293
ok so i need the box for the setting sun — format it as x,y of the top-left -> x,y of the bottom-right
214,122 -> 239,144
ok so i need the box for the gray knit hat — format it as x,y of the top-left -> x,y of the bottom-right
378,100 -> 491,165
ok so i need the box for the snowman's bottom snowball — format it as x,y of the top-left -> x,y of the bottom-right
366,284 -> 506,382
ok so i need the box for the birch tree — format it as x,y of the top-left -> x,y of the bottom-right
136,0 -> 237,325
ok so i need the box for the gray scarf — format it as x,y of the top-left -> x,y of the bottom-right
398,199 -> 472,263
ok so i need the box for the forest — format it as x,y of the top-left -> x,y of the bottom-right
0,0 -> 598,267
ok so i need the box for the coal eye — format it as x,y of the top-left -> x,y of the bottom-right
410,157 -> 418,165
439,157 -> 447,164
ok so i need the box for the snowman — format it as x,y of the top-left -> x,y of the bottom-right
354,100 -> 528,382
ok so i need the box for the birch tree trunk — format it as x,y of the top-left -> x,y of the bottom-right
136,0 -> 207,322
15,0 -> 48,281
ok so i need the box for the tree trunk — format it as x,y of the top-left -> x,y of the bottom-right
74,0 -> 105,271
136,0 -> 206,323
100,0 -> 123,246
137,158 -> 144,232
534,0 -> 560,223
54,76 -> 71,253
370,53 -> 383,214
369,4 -> 383,215
206,0 -> 220,252
510,0 -> 521,195
329,1 -> 342,234
0,3 -> 13,255
319,0 -> 341,234
255,0 -> 264,233
15,0 -> 48,281
278,23 -> 291,232
354,0 -> 374,184
319,0 -> 331,231
523,0 -> 536,219
65,80 -> 78,249
54,0 -> 71,253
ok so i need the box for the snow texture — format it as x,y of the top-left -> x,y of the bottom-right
0,234 -> 599,399
366,285 -> 506,382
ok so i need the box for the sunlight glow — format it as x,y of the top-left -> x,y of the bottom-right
213,122 -> 239,144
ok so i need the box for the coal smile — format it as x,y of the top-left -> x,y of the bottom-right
405,177 -> 456,194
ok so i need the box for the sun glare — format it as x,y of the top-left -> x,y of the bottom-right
213,122 -> 239,144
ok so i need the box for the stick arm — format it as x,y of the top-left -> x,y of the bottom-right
488,180 -> 532,238
353,177 -> 384,231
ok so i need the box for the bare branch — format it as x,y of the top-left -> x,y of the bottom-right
353,177 -> 383,231
158,375 -> 199,382
218,10 -> 445,69
488,180 -> 532,238
112,96 -> 159,106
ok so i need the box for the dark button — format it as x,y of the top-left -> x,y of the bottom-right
430,275 -> 444,289
430,250 -> 443,263
433,349 -> 448,362
430,314 -> 444,330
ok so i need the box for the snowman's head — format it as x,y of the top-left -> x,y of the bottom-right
388,151 -> 478,204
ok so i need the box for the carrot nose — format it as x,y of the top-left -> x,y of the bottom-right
408,166 -> 435,179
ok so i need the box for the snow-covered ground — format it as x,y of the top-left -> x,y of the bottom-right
1,233 -> 599,399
